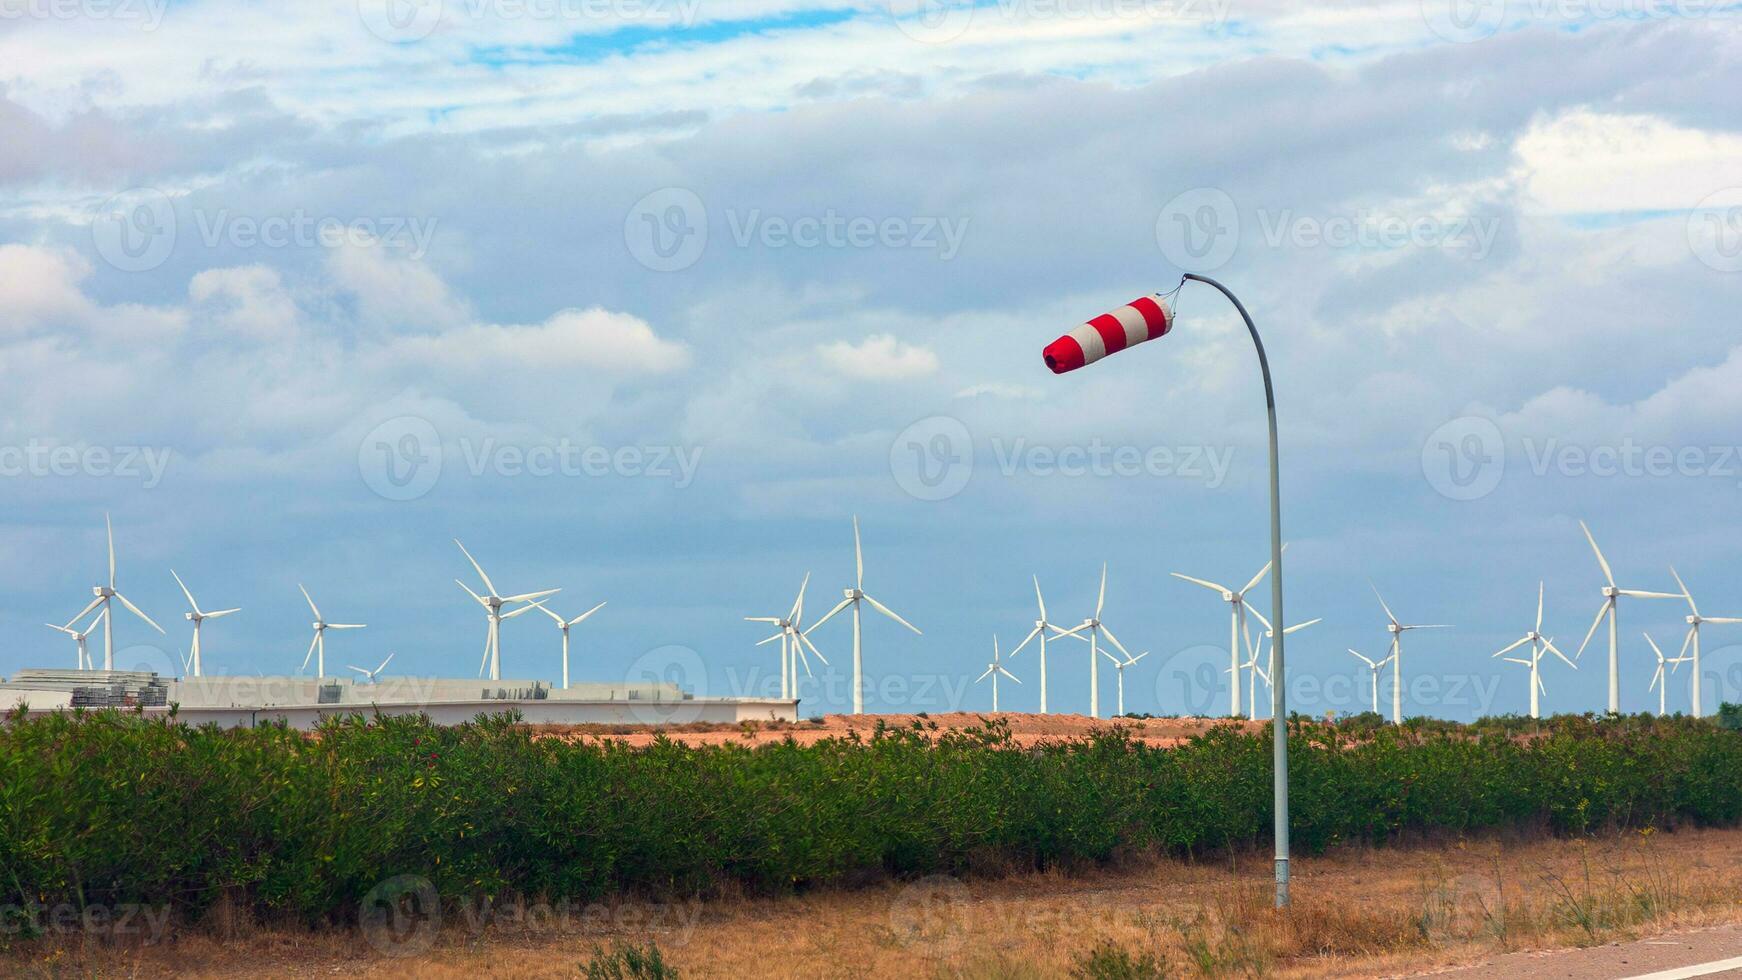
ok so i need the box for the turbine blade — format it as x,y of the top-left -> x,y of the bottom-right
1282,617 -> 1322,635
1246,604 -> 1274,635
1543,637 -> 1576,669
1492,636 -> 1531,658
1130,651 -> 1149,663
1670,566 -> 1697,617
1703,617 -> 1742,625
1649,665 -> 1663,692
205,608 -> 241,618
1370,583 -> 1398,626
854,516 -> 864,590
1009,625 -> 1043,657
106,514 -> 116,589
302,632 -> 319,671
456,580 -> 487,604
863,594 -> 920,634
454,539 -> 499,596
1576,600 -> 1608,659
1348,649 -> 1376,668
1171,572 -> 1231,595
998,667 -> 1021,683
1535,581 -> 1545,634
1033,575 -> 1047,621
806,597 -> 853,635
500,600 -> 545,620
327,623 -> 366,630
1240,549 -> 1283,596
1678,627 -> 1694,661
115,593 -> 164,633
68,595 -> 104,625
502,588 -> 561,603
300,583 -> 321,620
567,601 -> 606,627
756,632 -> 783,646
1096,563 -> 1107,618
171,569 -> 199,613
976,665 -> 995,682
1098,623 -> 1133,660
790,572 -> 811,622
378,653 -> 394,673
1643,632 -> 1665,660
798,629 -> 829,666
1618,589 -> 1683,600
1580,520 -> 1615,587
1053,623 -> 1089,641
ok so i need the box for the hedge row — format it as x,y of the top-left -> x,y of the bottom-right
2,710 -> 1739,926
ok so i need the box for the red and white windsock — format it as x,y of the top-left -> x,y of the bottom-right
1042,294 -> 1173,374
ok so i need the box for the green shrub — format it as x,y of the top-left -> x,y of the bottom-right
582,941 -> 680,980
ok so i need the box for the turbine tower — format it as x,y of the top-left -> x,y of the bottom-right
1669,567 -> 1741,719
975,635 -> 1020,712
454,539 -> 560,682
1055,564 -> 1133,719
1372,585 -> 1450,725
1009,576 -> 1071,713
1171,548 -> 1282,718
534,600 -> 607,690
46,608 -> 107,670
66,514 -> 164,670
1574,521 -> 1680,713
170,569 -> 239,678
807,517 -> 919,714
298,584 -> 365,678
1245,608 -> 1320,719
1346,649 -> 1391,715
1103,650 -> 1149,717
1491,583 -> 1574,719
1644,633 -> 1691,717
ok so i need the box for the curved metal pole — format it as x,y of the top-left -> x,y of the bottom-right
1181,272 -> 1290,908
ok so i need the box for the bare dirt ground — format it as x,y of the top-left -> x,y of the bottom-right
532,711 -> 1259,748
12,826 -> 1742,979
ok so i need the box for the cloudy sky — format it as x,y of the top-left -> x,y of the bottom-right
3,0 -> 1741,719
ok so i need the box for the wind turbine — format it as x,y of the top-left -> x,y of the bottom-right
347,653 -> 395,684
533,600 -> 607,689
1574,521 -> 1681,713
975,635 -> 1020,712
1644,633 -> 1691,717
1103,650 -> 1149,717
1054,564 -> 1133,719
1346,649 -> 1391,715
298,584 -> 365,678
1009,576 -> 1072,714
807,517 -> 919,714
1171,549 -> 1283,718
454,539 -> 560,682
1245,608 -> 1320,719
1669,567 -> 1741,719
46,608 -> 107,670
1491,583 -> 1574,719
1372,585 -> 1450,725
64,514 -> 164,671
170,569 -> 239,678
748,574 -> 828,701
1229,648 -> 1268,720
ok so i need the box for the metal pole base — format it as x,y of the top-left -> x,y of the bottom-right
1275,858 -> 1289,908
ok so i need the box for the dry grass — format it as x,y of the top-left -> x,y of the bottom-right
9,827 -> 1742,978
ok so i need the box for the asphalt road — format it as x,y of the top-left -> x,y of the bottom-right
1419,924 -> 1742,979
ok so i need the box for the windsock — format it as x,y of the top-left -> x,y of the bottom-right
1042,295 -> 1173,374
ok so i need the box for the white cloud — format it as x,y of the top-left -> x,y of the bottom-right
1515,109 -> 1742,215
189,265 -> 299,338
818,334 -> 938,380
385,306 -> 690,377
0,245 -> 92,330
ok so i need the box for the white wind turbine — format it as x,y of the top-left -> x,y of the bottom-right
1228,648 -> 1267,720
46,608 -> 107,670
348,653 -> 395,684
1669,567 -> 1742,719
1372,585 -> 1450,725
454,539 -> 560,683
298,584 -> 365,678
976,635 -> 1020,712
748,574 -> 829,701
1574,521 -> 1682,713
1491,583 -> 1575,719
170,570 -> 239,678
65,514 -> 164,671
807,517 -> 919,714
1346,649 -> 1392,715
1244,608 -> 1320,719
532,599 -> 607,690
1103,650 -> 1149,717
1054,564 -> 1134,719
1644,633 -> 1692,717
1171,549 -> 1283,718
1009,576 -> 1072,714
